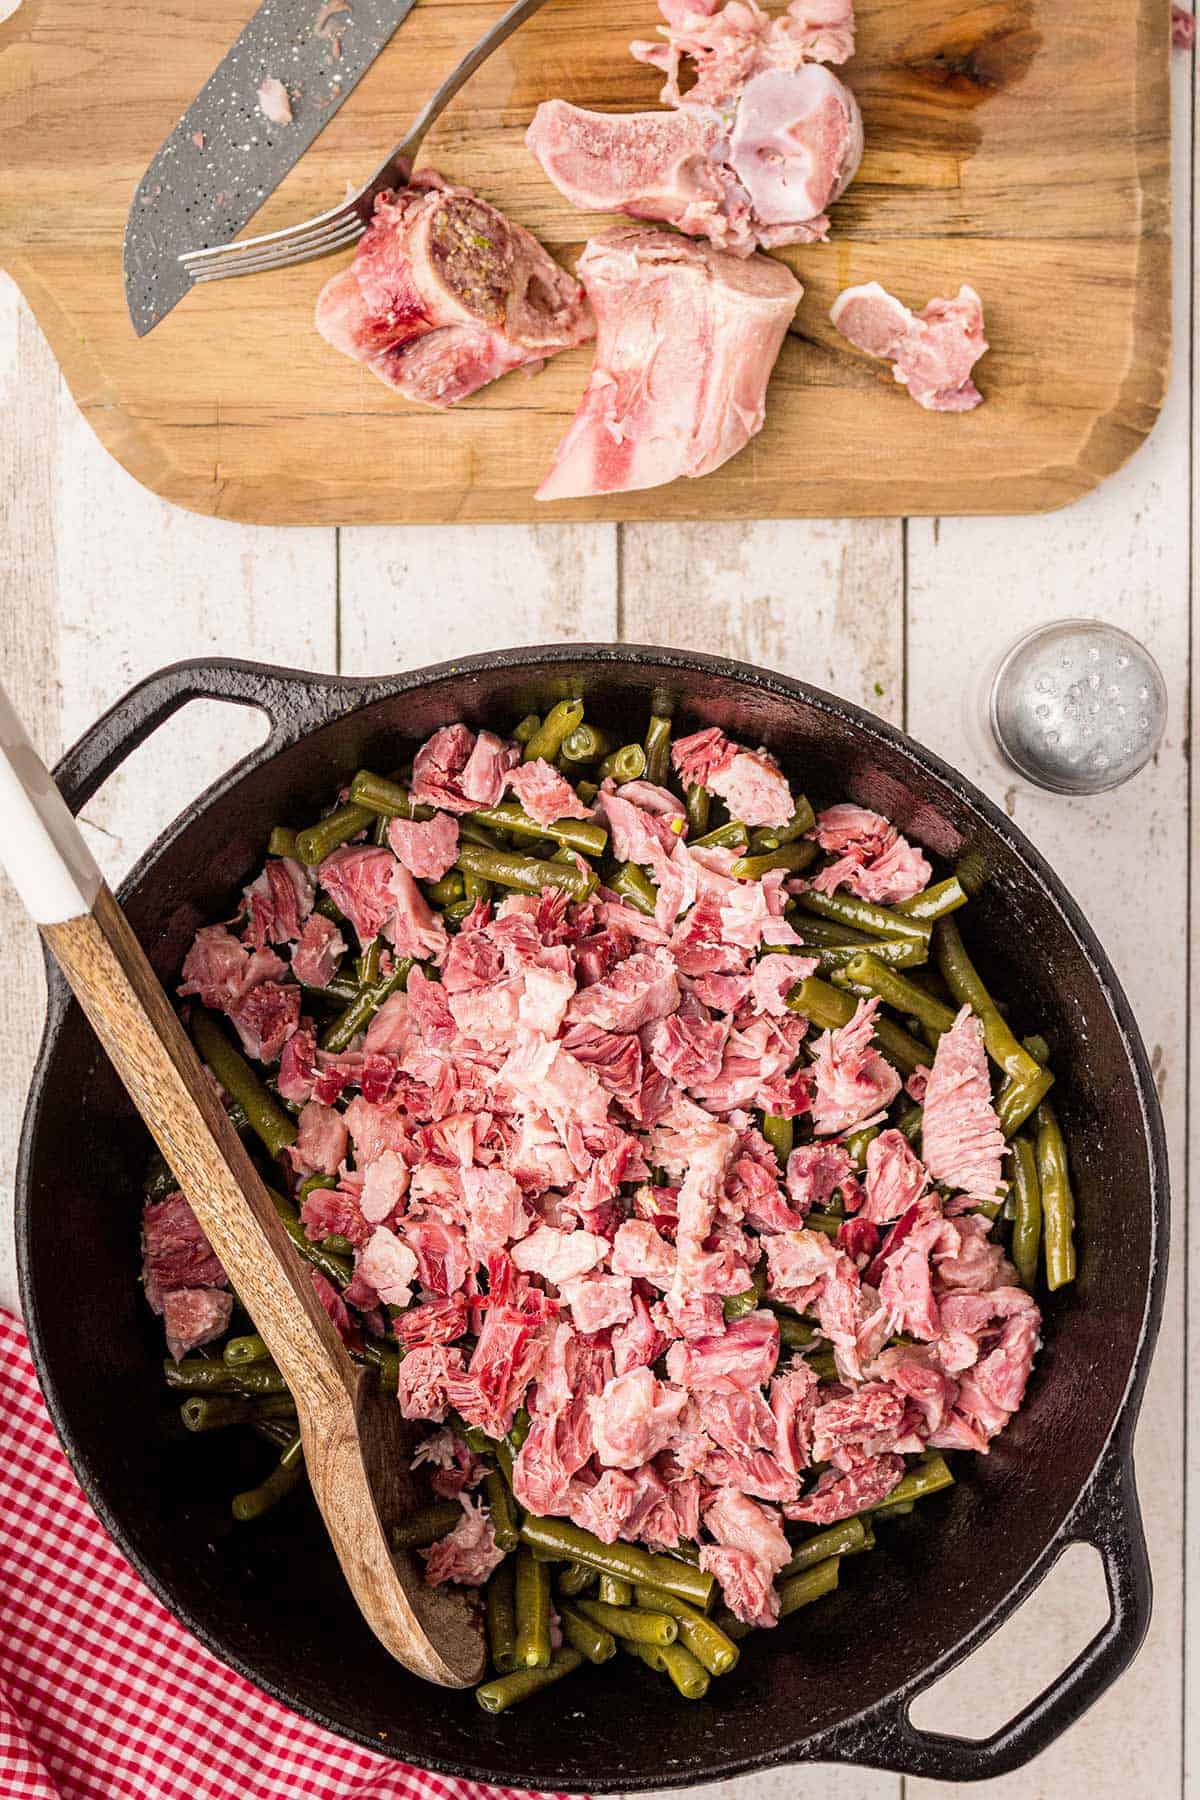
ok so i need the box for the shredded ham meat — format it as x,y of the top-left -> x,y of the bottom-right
165,710 -> 1047,1620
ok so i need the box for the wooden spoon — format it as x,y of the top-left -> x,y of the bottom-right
0,683 -> 484,1688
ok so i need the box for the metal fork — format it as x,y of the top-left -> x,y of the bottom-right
180,0 -> 551,285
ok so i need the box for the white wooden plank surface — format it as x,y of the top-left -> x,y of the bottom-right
0,270 -> 339,1315
0,30 -> 1195,1793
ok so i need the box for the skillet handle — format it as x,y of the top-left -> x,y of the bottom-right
817,1438 -> 1151,1781
51,659 -> 352,815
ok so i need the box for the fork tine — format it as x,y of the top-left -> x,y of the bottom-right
179,197 -> 359,269
180,215 -> 359,273
185,219 -> 366,283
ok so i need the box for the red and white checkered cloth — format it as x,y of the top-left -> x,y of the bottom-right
0,1309 -> 571,1800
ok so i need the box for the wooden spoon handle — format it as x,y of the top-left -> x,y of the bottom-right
45,883 -> 355,1409
0,685 -> 484,1686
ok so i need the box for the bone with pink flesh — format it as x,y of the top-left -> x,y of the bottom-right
830,280 -> 988,412
537,228 -> 801,502
315,172 -> 593,408
526,64 -> 861,255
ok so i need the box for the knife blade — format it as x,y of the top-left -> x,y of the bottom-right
124,0 -> 418,336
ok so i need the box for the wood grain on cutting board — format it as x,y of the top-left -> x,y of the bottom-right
0,0 -> 1172,522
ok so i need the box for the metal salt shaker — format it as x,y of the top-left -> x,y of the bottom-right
988,621 -> 1167,795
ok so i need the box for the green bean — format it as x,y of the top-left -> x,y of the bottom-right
869,1453 -> 954,1511
300,976 -> 359,1010
320,957 -> 413,1054
514,1545 -> 552,1668
475,1648 -> 584,1713
486,1558 -> 518,1674
998,1065 -> 1056,1138
295,803 -> 374,867
232,1433 -> 304,1521
598,743 -> 647,784
1036,1101 -> 1076,1290
729,841 -> 818,881
298,1172 -> 337,1204
423,871 -> 465,907
347,771 -> 429,822
597,1573 -> 633,1606
778,1314 -> 817,1351
610,862 -> 659,917
762,1112 -> 794,1167
779,1516 -> 869,1579
895,875 -> 969,922
795,889 -> 932,946
692,819 -> 748,851
1023,1032 -> 1051,1064
806,1349 -> 840,1382
179,1393 -> 297,1432
844,1124 -> 880,1169
456,842 -> 596,903
361,1337 -> 401,1395
264,1186 -> 353,1289
322,1232 -> 355,1256
576,779 -> 600,806
1009,1135 -> 1042,1290
633,1586 -> 739,1676
462,871 -> 492,906
812,938 -> 928,974
576,1599 -> 677,1647
623,1641 -> 669,1673
778,1554 -> 840,1617
656,1642 -> 711,1699
391,1502 -> 465,1551
875,1499 -> 915,1519
141,1153 -> 181,1203
897,1103 -> 923,1144
354,941 -> 381,989
835,954 -> 957,1038
664,1540 -> 701,1566
267,826 -> 299,859
467,800 -> 607,858
519,1517 -> 716,1610
522,700 -> 585,765
313,893 -> 347,926
484,1468 -> 521,1554
786,976 -> 929,1075
748,796 -> 816,851
509,1406 -> 532,1451
560,1604 -> 617,1664
792,913 -> 873,949
806,1211 -> 842,1238
685,783 -> 710,836
513,713 -> 542,747
561,724 -> 614,765
190,1010 -> 297,1158
165,1358 -> 288,1394
643,714 -> 672,785
223,1333 -> 271,1368
557,1561 -> 598,1598
724,1285 -> 759,1322
711,1608 -> 752,1643
935,917 -> 1042,1086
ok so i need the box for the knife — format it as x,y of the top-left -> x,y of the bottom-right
123,0 -> 419,336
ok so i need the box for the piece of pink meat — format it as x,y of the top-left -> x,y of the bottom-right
538,229 -> 801,502
831,281 -> 988,412
526,66 -> 860,257
316,171 -> 594,408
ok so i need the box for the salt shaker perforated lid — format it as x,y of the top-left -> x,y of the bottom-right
988,620 -> 1167,795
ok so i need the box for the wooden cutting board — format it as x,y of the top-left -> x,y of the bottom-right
0,0 -> 1171,524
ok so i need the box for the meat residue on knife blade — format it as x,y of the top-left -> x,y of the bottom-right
315,171 -> 595,408
257,76 -> 294,125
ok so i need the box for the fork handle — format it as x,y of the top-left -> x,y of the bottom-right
367,0 -> 552,190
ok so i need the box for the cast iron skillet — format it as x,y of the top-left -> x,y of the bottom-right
17,647 -> 1167,1791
